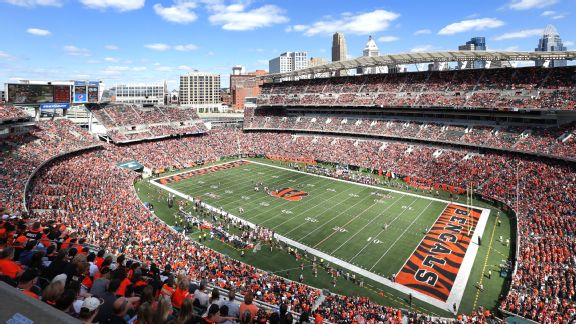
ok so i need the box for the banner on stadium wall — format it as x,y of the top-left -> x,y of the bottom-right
266,155 -> 317,165
404,176 -> 466,195
116,160 -> 145,171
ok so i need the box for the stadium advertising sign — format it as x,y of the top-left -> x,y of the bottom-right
88,82 -> 98,103
7,84 -> 54,104
74,81 -> 87,103
40,103 -> 70,110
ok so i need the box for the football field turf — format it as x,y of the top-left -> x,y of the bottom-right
152,159 -> 489,311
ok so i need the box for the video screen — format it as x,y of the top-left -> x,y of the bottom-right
53,85 -> 71,103
88,86 -> 99,103
7,84 -> 54,104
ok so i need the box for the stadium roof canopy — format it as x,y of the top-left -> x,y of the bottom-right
261,50 -> 576,81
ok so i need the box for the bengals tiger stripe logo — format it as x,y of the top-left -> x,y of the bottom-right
271,187 -> 308,201
395,204 -> 482,302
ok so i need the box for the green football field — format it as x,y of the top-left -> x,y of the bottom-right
158,159 -> 467,280
140,157 -> 514,315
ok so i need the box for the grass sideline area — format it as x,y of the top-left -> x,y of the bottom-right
134,157 -> 513,317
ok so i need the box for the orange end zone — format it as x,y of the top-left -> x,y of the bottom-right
395,203 -> 482,302
157,160 -> 251,185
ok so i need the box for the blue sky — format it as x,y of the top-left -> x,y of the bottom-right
0,0 -> 574,89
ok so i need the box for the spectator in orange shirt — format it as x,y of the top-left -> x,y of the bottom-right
239,291 -> 259,323
0,246 -> 23,279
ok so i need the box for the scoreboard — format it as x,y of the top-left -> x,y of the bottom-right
5,81 -> 101,106
53,85 -> 71,103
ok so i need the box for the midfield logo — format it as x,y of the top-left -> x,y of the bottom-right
271,187 -> 308,201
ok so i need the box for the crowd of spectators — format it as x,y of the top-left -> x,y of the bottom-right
0,119 -> 100,212
89,104 -> 208,142
257,66 -> 576,111
244,113 -> 576,161
1,120 -> 575,322
0,105 -> 32,121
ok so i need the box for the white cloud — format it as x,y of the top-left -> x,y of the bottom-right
174,44 -> 198,51
410,45 -> 435,53
104,57 -> 120,63
378,36 -> 399,42
541,10 -> 565,19
145,43 -> 171,51
413,29 -> 431,35
26,28 -> 51,36
508,0 -> 557,10
177,65 -> 192,71
207,1 -> 289,31
293,9 -> 400,36
0,51 -> 16,60
494,28 -> 543,40
105,45 -> 119,50
79,0 -> 144,11
86,59 -> 101,64
107,66 -> 131,71
155,66 -> 174,72
154,1 -> 197,24
285,24 -> 309,32
3,0 -> 62,7
256,59 -> 268,66
132,66 -> 147,71
64,45 -> 91,56
438,18 -> 504,35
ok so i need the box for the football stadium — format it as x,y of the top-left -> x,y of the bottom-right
1,2 -> 576,323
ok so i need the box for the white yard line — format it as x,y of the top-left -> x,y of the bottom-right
267,184 -> 360,229
330,195 -> 408,255
244,175 -> 349,223
369,201 -> 434,270
344,198 -> 420,262
296,193 -> 380,240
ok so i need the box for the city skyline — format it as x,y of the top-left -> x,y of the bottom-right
0,0 -> 574,89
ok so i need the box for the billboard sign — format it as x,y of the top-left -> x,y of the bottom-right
40,103 -> 70,110
74,85 -> 87,103
88,85 -> 99,103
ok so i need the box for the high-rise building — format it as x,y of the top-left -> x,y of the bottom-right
332,32 -> 347,62
230,68 -> 267,111
535,25 -> 567,67
269,52 -> 309,74
109,82 -> 168,105
458,37 -> 486,69
332,32 -> 348,76
179,72 -> 222,112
